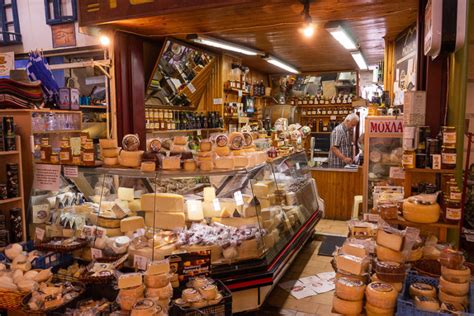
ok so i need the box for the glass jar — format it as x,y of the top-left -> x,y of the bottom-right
301,108 -> 307,116
441,146 -> 456,169
442,126 -> 456,148
50,152 -> 59,164
80,132 -> 89,146
60,138 -> 72,164
72,154 -> 81,165
402,150 -> 415,169
327,108 -> 333,115
82,140 -> 95,166
321,109 -> 327,115
443,198 -> 461,224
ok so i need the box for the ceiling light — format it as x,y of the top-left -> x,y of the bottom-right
263,55 -> 300,74
186,34 -> 264,56
325,22 -> 357,50
303,23 -> 315,38
99,35 -> 110,46
300,0 -> 315,38
351,51 -> 368,70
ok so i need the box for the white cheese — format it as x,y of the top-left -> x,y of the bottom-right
118,187 -> 135,201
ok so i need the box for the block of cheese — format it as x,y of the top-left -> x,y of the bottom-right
409,282 -> 436,298
100,138 -> 118,149
112,203 -> 129,219
128,244 -> 176,261
365,302 -> 394,316
242,203 -> 257,217
199,160 -> 214,171
263,232 -> 275,248
129,199 -> 141,212
203,187 -> 216,202
403,200 -> 441,223
414,296 -> 440,312
141,193 -> 184,213
118,187 -> 135,201
173,136 -> 188,146
335,254 -> 369,275
202,201 -> 220,218
441,265 -> 471,283
376,229 -> 404,251
365,282 -> 398,309
233,155 -> 249,168
200,140 -> 212,152
119,150 -> 144,168
335,277 -> 366,301
258,196 -> 276,209
238,239 -> 263,259
183,159 -> 197,171
145,212 -> 185,230
252,181 -> 276,199
439,276 -> 469,296
120,216 -> 145,233
212,216 -> 258,227
215,146 -> 231,157
262,218 -> 275,230
332,295 -> 363,315
215,157 -> 235,170
104,227 -> 122,237
118,273 -> 143,289
260,207 -> 279,221
104,157 -> 119,166
342,242 -> 368,258
147,259 -> 170,275
375,245 -> 404,263
438,289 -> 468,305
162,156 -> 181,170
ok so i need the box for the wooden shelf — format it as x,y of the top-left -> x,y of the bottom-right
146,128 -> 224,134
145,105 -> 198,111
0,197 -> 22,205
300,115 -> 346,118
404,168 -> 455,174
80,105 -> 107,110
385,217 -> 459,229
0,150 -> 19,156
311,132 -> 331,134
297,104 -> 354,108
32,129 -> 82,135
224,88 -> 249,95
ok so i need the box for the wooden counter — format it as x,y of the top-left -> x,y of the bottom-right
311,167 -> 363,220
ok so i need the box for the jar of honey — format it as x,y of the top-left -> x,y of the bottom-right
50,152 -> 59,164
82,140 -> 95,166
442,126 -> 456,148
40,138 -> 52,162
443,198 -> 461,224
402,150 -> 415,169
59,138 -> 72,164
72,154 -> 81,165
80,132 -> 89,146
441,146 -> 456,169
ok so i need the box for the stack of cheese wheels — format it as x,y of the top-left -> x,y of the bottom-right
117,273 -> 144,311
374,228 -> 406,292
365,282 -> 398,315
141,193 -> 185,231
332,240 -> 370,315
173,276 -> 223,309
144,259 -> 173,312
119,134 -> 144,168
197,139 -> 214,171
408,281 -> 440,312
99,138 -> 119,166
438,249 -> 470,309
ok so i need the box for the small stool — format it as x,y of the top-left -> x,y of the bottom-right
352,195 -> 363,219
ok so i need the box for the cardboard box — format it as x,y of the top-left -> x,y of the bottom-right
404,91 -> 426,126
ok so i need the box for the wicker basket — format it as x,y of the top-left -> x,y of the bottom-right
35,237 -> 89,253
0,288 -> 29,310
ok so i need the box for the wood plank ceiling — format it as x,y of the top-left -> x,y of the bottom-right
95,0 -> 419,73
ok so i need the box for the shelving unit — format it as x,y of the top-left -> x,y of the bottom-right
385,216 -> 458,242
80,105 -> 107,110
33,130 -> 82,135
403,168 -> 455,197
0,136 -> 26,242
146,128 -> 224,135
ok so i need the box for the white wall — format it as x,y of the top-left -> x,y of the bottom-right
0,0 -> 98,54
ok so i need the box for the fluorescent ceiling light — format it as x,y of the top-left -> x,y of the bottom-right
351,51 -> 368,70
262,55 -> 300,74
187,34 -> 263,56
325,23 -> 357,50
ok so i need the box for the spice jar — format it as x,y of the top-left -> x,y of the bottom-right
40,138 -> 52,162
82,140 -> 95,166
443,198 -> 461,224
50,152 -> 59,164
72,154 -> 81,165
59,138 -> 72,164
402,150 -> 415,169
80,132 -> 89,146
441,146 -> 456,169
442,126 -> 456,148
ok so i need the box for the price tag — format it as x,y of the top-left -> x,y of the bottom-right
188,83 -> 196,94
238,90 -> 243,97
35,227 -> 45,241
213,98 -> 223,105
296,162 -> 300,170
197,129 -> 201,136
213,198 -> 221,211
389,167 -> 405,179
234,191 -> 244,206
134,255 -> 149,271
95,227 -> 106,239
63,166 -> 79,178
91,248 -> 103,259
81,225 -> 96,238
330,115 -> 337,120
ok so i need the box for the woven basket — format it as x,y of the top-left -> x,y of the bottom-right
35,237 -> 89,253
0,288 -> 29,310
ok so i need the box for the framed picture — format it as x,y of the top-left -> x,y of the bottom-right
51,23 -> 76,48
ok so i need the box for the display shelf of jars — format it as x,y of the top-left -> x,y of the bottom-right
146,128 -> 225,135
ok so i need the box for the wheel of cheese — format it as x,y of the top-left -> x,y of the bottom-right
332,295 -> 363,315
365,302 -> 394,316
441,265 -> 471,283
335,277 -> 366,301
102,147 -> 119,158
403,200 -> 441,223
214,134 -> 228,147
145,283 -> 173,299
144,273 -> 170,288
439,276 -> 469,296
376,244 -> 404,263
365,282 -> 398,309
104,157 -> 119,165
408,246 -> 423,262
131,298 -> 159,316
99,138 -> 118,149
371,274 -> 402,292
409,282 -> 436,298
414,296 -> 440,312
438,289 -> 468,305
229,132 -> 245,150
215,146 -> 231,157
119,150 -> 144,168
119,285 -> 145,299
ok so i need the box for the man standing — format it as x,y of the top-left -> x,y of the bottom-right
328,113 -> 359,168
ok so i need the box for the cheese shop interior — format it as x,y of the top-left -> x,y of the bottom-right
0,0 -> 472,315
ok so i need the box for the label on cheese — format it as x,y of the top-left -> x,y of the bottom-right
134,255 -> 149,271
213,198 -> 221,211
35,227 -> 45,241
234,191 -> 244,206
95,227 -> 107,238
91,248 -> 103,259
81,225 -> 96,238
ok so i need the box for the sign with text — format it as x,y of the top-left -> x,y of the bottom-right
368,119 -> 403,135
34,164 -> 61,191
0,52 -> 14,77
166,251 -> 211,286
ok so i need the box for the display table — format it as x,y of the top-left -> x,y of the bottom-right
311,167 -> 363,220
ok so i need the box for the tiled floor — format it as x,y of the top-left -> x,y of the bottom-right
257,219 -> 348,315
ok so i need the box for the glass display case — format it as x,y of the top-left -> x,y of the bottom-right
363,116 -> 404,212
28,152 -> 320,268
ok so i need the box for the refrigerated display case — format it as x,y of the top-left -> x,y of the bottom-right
363,116 -> 404,212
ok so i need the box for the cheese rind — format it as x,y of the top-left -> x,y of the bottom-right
215,146 -> 231,157
365,282 -> 397,309
118,187 -> 135,201
335,254 -> 369,275
403,200 -> 441,223
162,156 -> 181,170
120,216 -> 145,232
365,302 -> 394,316
342,242 -> 368,258
441,265 -> 471,283
376,229 -> 404,251
252,181 -> 276,198
376,244 -> 404,263
146,259 -> 170,276
332,295 -> 363,315
414,296 -> 440,312
438,289 -> 468,305
215,157 -> 235,169
409,282 -> 436,298
335,277 -> 366,301
118,273 -> 143,289
145,212 -> 185,230
439,276 -> 469,296
141,193 -> 185,213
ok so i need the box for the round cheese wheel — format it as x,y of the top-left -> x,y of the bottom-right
409,282 -> 436,298
439,276 -> 469,296
414,296 -> 440,312
441,265 -> 471,283
144,273 -> 170,289
102,147 -> 120,158
215,134 -> 228,147
439,289 -> 468,305
104,157 -> 119,165
119,285 -> 144,298
376,245 -> 404,263
403,200 -> 440,223
332,295 -> 363,315
198,284 -> 218,300
229,132 -> 245,150
366,282 -> 398,309
131,298 -> 160,316
408,246 -> 423,262
335,277 -> 366,301
119,150 -> 144,168
371,274 -> 403,292
365,302 -> 394,316
5,243 -> 23,260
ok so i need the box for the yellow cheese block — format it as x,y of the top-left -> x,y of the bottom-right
141,193 -> 184,213
144,212 -> 185,230
375,245 -> 404,263
212,216 -> 258,227
129,199 -> 141,212
215,146 -> 231,157
118,150 -> 143,168
403,200 -> 440,223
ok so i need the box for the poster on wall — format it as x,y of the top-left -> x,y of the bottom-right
393,24 -> 417,106
0,52 -> 15,77
51,23 -> 76,48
